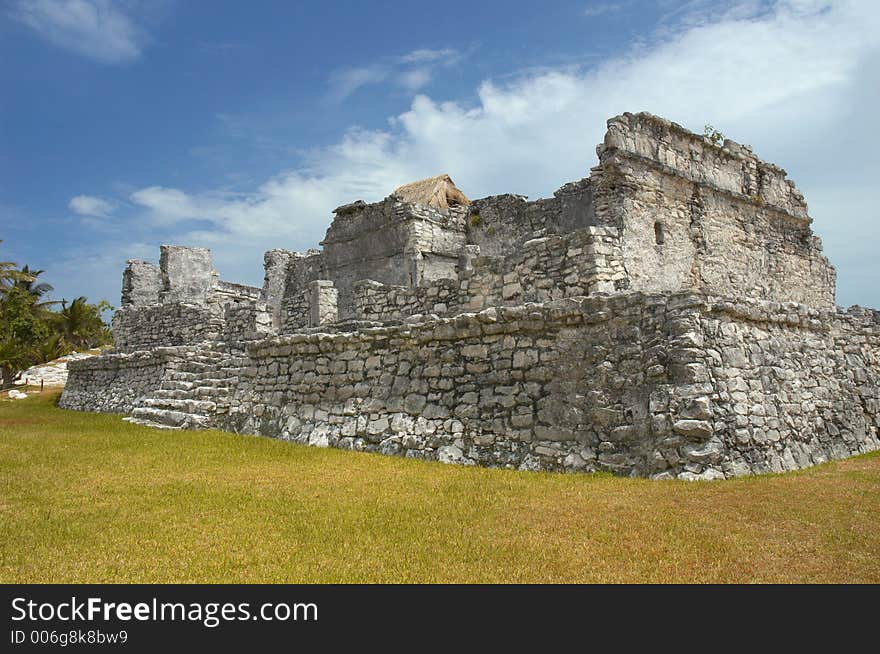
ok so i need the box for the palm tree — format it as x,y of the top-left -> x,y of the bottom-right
34,333 -> 70,364
56,296 -> 104,349
13,265 -> 55,303
0,239 -> 28,292
0,337 -> 34,389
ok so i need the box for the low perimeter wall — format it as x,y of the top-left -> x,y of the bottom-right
62,292 -> 880,479
59,348 -> 189,413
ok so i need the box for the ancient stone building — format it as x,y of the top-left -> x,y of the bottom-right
61,112 -> 880,480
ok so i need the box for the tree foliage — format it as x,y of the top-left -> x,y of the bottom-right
0,241 -> 113,388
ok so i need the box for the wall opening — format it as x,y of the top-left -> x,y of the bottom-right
654,221 -> 665,245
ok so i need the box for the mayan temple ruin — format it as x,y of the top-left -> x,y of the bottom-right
60,112 -> 880,480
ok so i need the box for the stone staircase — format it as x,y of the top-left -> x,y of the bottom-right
124,345 -> 240,430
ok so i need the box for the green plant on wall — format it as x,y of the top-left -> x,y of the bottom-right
469,213 -> 482,228
703,124 -> 724,146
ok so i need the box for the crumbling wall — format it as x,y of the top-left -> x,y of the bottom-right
223,301 -> 273,343
262,249 -> 294,328
158,245 -> 219,304
650,295 -> 880,479
353,278 -> 461,322
214,280 -> 261,310
319,199 -> 467,318
121,260 -> 161,307
598,112 -> 836,308
59,349 -> 183,413
222,294 -> 669,474
279,250 -> 325,331
112,303 -> 223,352
213,291 -> 880,477
352,227 -> 625,322
467,178 -> 595,257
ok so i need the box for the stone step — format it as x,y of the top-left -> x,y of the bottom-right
165,371 -> 199,381
161,380 -> 195,391
140,397 -> 218,413
152,385 -> 230,400
192,386 -> 230,398
122,416 -> 183,430
130,407 -> 211,429
177,362 -> 216,372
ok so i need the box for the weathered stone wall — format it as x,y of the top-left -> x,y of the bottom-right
112,303 -> 224,352
59,349 -> 181,413
223,301 -> 273,343
158,245 -> 219,304
352,227 -> 625,322
215,280 -> 261,309
598,112 -> 836,308
66,291 -> 880,478
318,199 -> 467,318
121,260 -> 161,307
221,294 -> 670,474
196,291 -> 877,478
650,295 -> 880,479
280,292 -> 310,333
262,249 -> 294,328
467,178 -> 596,257
353,278 -> 460,322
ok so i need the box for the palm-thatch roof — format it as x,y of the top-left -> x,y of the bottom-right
392,174 -> 470,210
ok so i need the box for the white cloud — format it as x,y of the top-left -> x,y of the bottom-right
328,47 -> 463,101
398,48 -> 459,64
396,68 -> 432,91
327,65 -> 390,101
116,0 -> 880,308
10,0 -> 149,64
582,2 -> 628,18
69,194 -> 114,217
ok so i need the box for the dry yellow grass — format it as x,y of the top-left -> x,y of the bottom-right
1,390 -> 878,583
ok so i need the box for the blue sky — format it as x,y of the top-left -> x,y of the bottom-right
1,0 -> 878,309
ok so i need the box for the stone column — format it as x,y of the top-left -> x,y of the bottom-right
308,280 -> 338,327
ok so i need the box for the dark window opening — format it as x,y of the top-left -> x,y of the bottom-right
654,222 -> 665,245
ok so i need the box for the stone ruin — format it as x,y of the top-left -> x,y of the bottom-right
61,112 -> 880,480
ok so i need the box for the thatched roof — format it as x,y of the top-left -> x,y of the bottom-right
392,174 -> 470,210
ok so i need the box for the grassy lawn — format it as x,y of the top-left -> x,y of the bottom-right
2,390 -> 879,583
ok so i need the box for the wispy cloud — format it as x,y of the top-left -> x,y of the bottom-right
9,0 -> 151,64
327,47 -> 465,101
69,194 -> 114,217
582,2 -> 629,18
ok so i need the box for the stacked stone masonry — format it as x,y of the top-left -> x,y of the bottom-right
61,112 -> 878,479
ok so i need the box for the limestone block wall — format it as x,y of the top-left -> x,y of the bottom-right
220,295 -> 671,474
223,301 -> 273,342
262,249 -> 294,328
280,292 -> 310,333
318,199 -> 467,318
214,280 -> 261,310
463,227 -> 625,311
353,278 -> 461,322
467,178 -> 596,257
651,295 -> 880,478
121,260 -> 161,307
112,303 -> 224,352
158,245 -> 219,304
200,291 -> 880,478
59,349 -> 183,413
352,227 -> 625,322
599,112 -> 836,308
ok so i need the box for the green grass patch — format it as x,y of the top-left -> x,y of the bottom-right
2,391 -> 879,583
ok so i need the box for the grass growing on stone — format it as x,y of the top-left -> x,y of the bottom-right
2,390 -> 879,583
